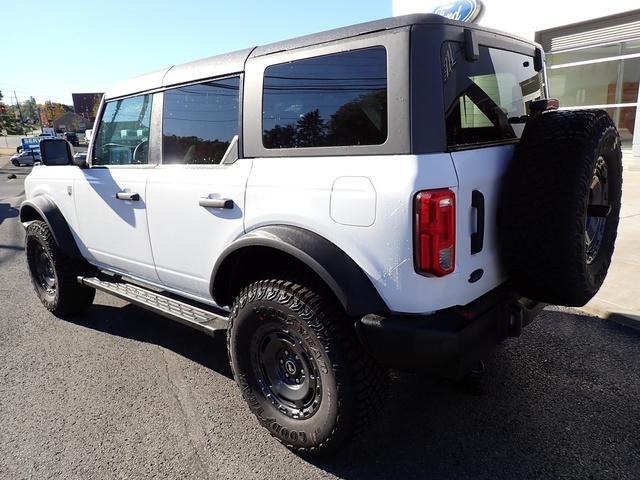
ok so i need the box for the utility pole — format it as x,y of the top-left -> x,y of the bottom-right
13,90 -> 26,134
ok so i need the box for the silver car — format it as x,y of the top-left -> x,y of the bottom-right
10,150 -> 40,167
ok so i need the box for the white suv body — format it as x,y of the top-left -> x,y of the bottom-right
28,14 -> 605,455
24,16 -> 541,315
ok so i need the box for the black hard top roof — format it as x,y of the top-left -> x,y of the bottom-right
105,14 -> 534,100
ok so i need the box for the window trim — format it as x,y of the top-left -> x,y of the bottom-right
243,29 -> 411,158
158,73 -> 243,167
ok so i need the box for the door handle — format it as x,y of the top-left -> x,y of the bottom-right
199,198 -> 234,209
116,191 -> 140,201
471,190 -> 485,255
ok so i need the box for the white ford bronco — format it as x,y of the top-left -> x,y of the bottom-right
21,14 -> 622,455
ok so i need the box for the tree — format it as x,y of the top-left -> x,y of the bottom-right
263,124 -> 296,149
0,89 -> 25,135
327,90 -> 387,146
21,97 -> 38,124
294,109 -> 326,147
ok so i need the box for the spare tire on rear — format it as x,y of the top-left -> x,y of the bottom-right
500,109 -> 622,307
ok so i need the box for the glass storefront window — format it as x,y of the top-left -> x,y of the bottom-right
623,39 -> 640,55
621,57 -> 640,104
548,56 -> 640,108
546,44 -> 621,66
605,106 -> 636,141
548,60 -> 620,107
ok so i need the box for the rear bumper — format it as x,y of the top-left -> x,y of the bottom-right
355,287 -> 544,380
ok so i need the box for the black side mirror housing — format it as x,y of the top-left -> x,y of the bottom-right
39,138 -> 74,166
73,155 -> 88,168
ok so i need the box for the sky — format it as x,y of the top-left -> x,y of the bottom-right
1,0 -> 391,105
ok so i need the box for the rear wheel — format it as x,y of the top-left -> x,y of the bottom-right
227,278 -> 387,456
26,221 -> 95,316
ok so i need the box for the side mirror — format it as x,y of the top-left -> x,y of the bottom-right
39,138 -> 74,166
73,154 -> 88,168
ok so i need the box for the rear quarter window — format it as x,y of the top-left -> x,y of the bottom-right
262,47 -> 388,149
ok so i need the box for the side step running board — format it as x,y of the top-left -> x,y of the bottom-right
78,276 -> 229,335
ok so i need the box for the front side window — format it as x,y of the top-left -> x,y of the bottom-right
163,77 -> 240,165
442,42 -> 544,148
93,94 -> 152,165
262,47 -> 388,149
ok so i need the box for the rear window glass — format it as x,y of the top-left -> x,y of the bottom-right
262,47 -> 387,149
442,42 -> 544,148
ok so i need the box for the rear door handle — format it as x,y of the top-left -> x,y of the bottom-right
471,190 -> 485,255
116,191 -> 140,201
199,198 -> 234,209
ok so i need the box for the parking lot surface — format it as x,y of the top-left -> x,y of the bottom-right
1,158 -> 639,479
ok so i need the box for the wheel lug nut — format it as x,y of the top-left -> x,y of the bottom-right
279,359 -> 284,364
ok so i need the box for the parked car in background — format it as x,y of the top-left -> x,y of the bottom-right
64,132 -> 79,146
10,149 -> 40,166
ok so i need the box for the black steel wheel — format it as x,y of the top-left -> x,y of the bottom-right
228,277 -> 387,456
25,221 -> 95,316
29,241 -> 57,302
585,156 -> 609,265
252,326 -> 322,419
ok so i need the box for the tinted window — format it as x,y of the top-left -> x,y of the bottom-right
262,47 -> 387,149
442,42 -> 544,148
94,94 -> 152,165
163,77 -> 240,165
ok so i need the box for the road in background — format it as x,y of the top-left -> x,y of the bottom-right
0,157 -> 639,479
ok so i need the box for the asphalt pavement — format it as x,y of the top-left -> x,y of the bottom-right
1,157 -> 639,480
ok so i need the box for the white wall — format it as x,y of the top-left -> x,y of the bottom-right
393,0 -> 640,40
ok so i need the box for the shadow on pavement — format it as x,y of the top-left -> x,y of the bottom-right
69,303 -> 233,380
310,309 -> 640,479
0,203 -> 19,225
66,303 -> 640,478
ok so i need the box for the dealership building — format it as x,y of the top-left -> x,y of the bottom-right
393,0 -> 640,168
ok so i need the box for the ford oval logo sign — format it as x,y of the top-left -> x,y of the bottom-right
432,0 -> 483,23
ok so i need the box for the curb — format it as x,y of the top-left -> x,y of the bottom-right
579,305 -> 640,332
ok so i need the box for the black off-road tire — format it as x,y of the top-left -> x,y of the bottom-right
227,277 -> 387,456
25,221 -> 95,316
500,109 -> 622,306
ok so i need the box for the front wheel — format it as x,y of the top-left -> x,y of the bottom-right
26,221 -> 95,316
12,160 -> 20,167
227,278 -> 387,456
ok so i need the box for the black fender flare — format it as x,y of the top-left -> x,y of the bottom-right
210,225 -> 387,316
20,196 -> 83,259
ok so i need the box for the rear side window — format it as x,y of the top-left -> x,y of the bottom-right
442,42 -> 544,149
93,94 -> 152,165
162,76 -> 240,165
262,47 -> 387,149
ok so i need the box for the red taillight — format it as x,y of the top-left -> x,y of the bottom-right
414,189 -> 456,277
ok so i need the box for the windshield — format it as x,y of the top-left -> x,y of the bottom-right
442,42 -> 544,149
